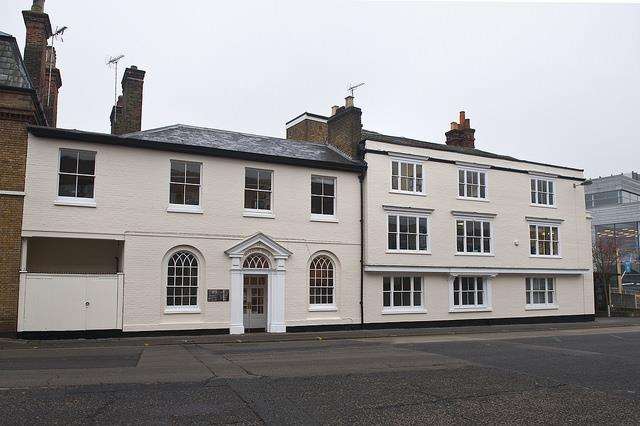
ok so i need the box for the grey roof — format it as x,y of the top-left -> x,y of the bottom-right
362,129 -> 583,172
126,124 -> 362,167
0,32 -> 32,90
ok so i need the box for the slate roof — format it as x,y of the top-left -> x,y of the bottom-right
126,124 -> 362,167
362,129 -> 583,172
28,124 -> 366,172
0,31 -> 32,90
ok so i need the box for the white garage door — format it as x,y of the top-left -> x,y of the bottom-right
20,274 -> 121,332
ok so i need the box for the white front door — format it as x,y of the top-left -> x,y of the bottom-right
243,275 -> 267,331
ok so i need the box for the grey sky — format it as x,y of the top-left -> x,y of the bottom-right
2,1 -> 639,177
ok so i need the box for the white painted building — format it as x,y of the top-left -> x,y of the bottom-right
16,100 -> 594,335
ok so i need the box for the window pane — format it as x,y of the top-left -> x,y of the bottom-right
186,163 -> 200,184
456,220 -> 464,237
59,150 -> 77,173
245,168 -> 259,189
171,161 -> 185,183
58,174 -> 76,197
185,185 -> 199,205
324,179 -> 335,196
311,195 -> 322,214
257,191 -> 271,210
388,233 -> 397,250
389,215 -> 397,232
244,189 -> 257,209
322,197 -> 334,215
393,292 -> 402,307
311,177 -> 323,195
171,184 -> 185,204
419,235 -> 428,251
383,292 -> 390,307
392,176 -> 399,190
77,151 -> 95,175
402,292 -> 411,306
76,176 -> 94,198
258,171 -> 272,190
383,277 -> 390,292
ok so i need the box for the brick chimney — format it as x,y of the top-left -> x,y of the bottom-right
326,96 -> 362,158
445,111 -> 475,149
42,46 -> 62,126
285,112 -> 328,143
22,0 -> 52,102
110,65 -> 145,135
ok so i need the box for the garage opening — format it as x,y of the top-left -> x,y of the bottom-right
18,238 -> 124,333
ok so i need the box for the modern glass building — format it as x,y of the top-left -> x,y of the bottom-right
586,172 -> 640,310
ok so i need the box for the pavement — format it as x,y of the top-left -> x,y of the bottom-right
1,317 -> 640,424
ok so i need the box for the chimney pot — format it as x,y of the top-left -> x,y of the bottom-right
345,95 -> 354,108
445,110 -> 475,149
31,0 -> 45,12
331,105 -> 339,116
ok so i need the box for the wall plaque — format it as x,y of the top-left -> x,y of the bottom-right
207,289 -> 229,302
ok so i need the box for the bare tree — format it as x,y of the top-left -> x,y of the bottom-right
592,235 -> 619,317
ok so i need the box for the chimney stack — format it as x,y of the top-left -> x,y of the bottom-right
42,46 -> 62,126
285,97 -> 363,159
445,110 -> 475,149
326,96 -> 362,158
110,65 -> 145,135
22,0 -> 52,104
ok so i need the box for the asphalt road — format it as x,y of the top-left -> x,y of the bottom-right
2,326 -> 640,424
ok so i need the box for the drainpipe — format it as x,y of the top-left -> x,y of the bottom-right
359,171 -> 365,329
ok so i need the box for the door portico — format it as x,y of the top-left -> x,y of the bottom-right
225,233 -> 292,335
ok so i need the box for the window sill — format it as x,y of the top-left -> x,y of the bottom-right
310,215 -> 339,223
525,305 -> 558,311
457,196 -> 490,202
309,305 -> 338,312
386,250 -> 431,255
529,255 -> 562,259
243,210 -> 275,219
455,252 -> 494,257
167,204 -> 203,214
530,204 -> 557,209
54,197 -> 96,208
382,308 -> 427,315
164,306 -> 201,314
389,190 -> 426,197
449,306 -> 492,313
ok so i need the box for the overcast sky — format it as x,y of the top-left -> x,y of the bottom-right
2,1 -> 639,177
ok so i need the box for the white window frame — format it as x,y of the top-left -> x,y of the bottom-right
55,148 -> 97,207
167,159 -> 203,214
387,213 -> 430,254
390,158 -> 426,196
310,175 -> 338,222
525,277 -> 558,310
382,276 -> 426,314
308,254 -> 338,311
528,222 -> 561,258
449,275 -> 493,312
164,248 -> 202,314
243,167 -> 274,218
530,177 -> 556,208
455,217 -> 493,256
457,167 -> 488,201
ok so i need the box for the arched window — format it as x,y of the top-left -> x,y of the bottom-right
243,253 -> 270,269
167,250 -> 198,306
309,255 -> 335,305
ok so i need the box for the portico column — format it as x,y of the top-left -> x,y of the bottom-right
229,256 -> 244,335
269,257 -> 286,333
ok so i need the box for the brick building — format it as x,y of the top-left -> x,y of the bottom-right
0,0 -> 60,334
